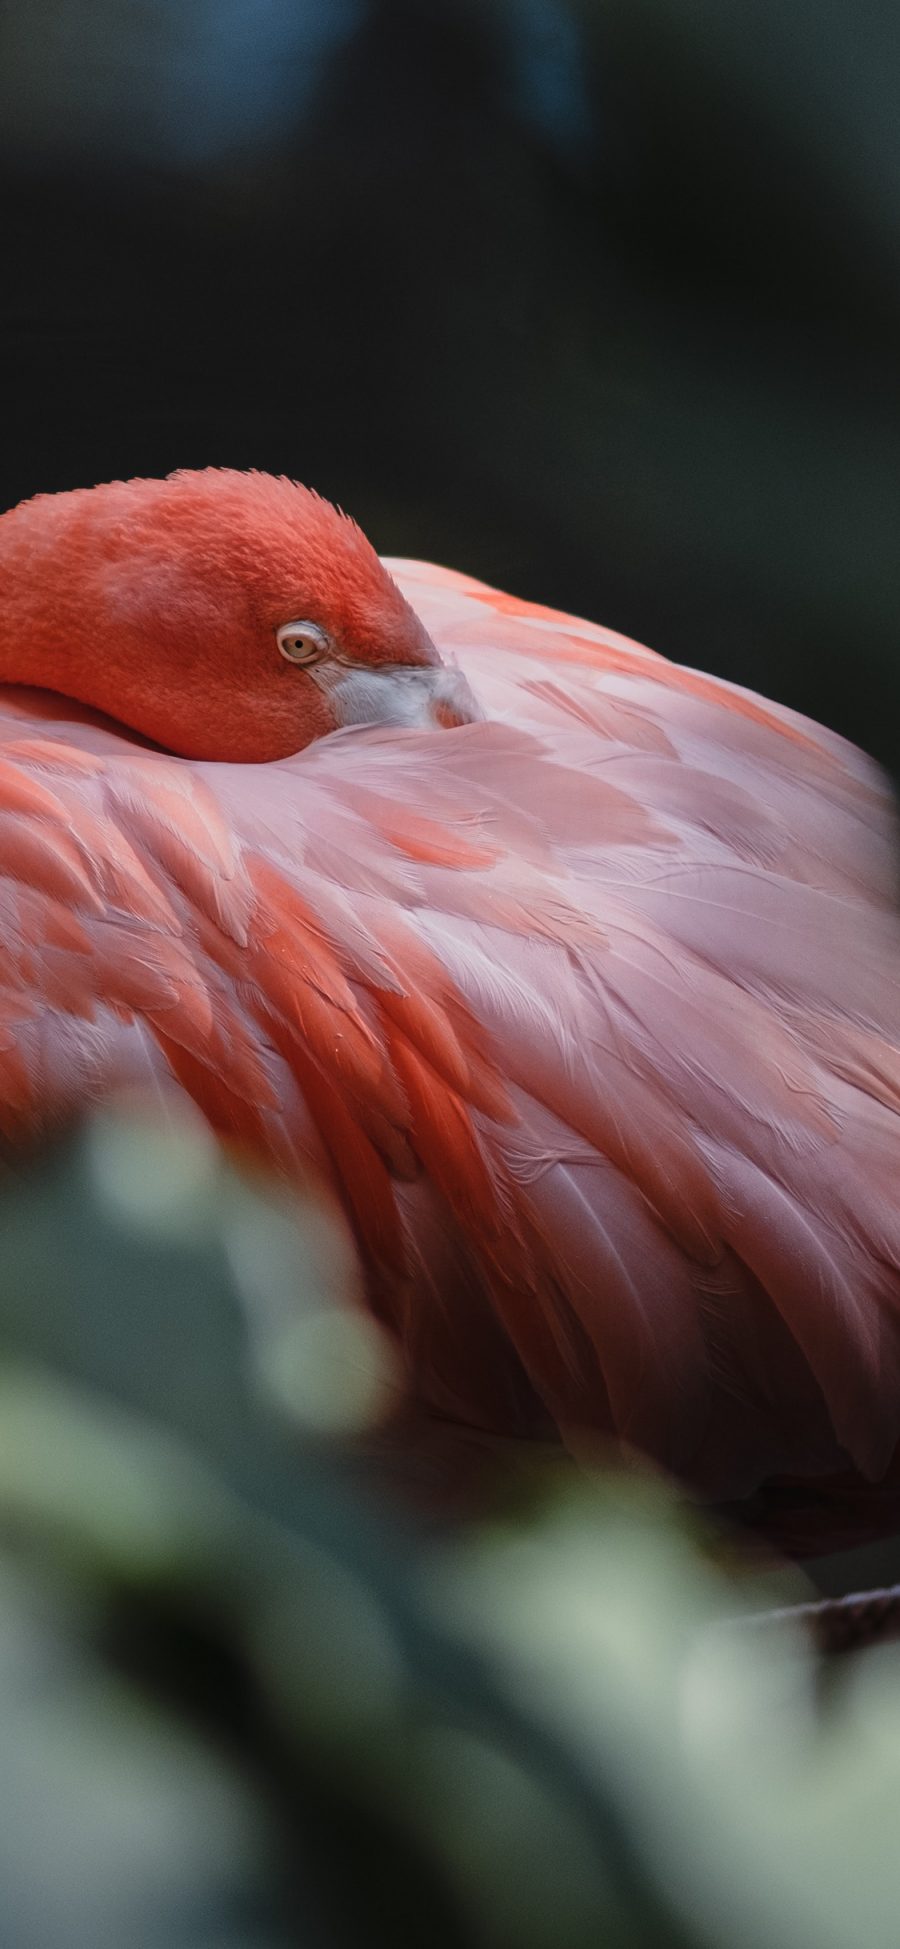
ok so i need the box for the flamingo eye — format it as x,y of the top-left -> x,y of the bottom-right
276,620 -> 330,665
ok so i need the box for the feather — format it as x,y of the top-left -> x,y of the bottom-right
0,483 -> 897,1548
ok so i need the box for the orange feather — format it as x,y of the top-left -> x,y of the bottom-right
0,467 -> 896,1549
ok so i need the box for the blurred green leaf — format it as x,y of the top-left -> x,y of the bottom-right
0,1112 -> 899,1947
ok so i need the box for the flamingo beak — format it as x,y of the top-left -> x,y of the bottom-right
312,659 -> 483,734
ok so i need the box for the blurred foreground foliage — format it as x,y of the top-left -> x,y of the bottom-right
0,1109 -> 898,1945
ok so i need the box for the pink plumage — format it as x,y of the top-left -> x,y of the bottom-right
0,471 -> 898,1547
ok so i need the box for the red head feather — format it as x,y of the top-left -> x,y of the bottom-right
0,469 -> 448,759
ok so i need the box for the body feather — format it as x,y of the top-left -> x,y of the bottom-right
0,561 -> 898,1540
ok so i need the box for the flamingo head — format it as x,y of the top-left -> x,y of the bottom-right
0,468 -> 479,760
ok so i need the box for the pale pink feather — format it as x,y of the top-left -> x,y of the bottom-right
0,560 -> 898,1540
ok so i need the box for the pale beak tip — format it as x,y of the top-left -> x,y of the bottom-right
428,669 -> 484,731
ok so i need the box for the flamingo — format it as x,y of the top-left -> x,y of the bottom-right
0,466 -> 898,1548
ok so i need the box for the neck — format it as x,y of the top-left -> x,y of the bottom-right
0,490 -> 104,709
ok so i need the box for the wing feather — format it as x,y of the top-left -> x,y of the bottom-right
0,565 -> 897,1530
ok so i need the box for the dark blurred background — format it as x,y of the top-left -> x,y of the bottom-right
2,0 -> 899,775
